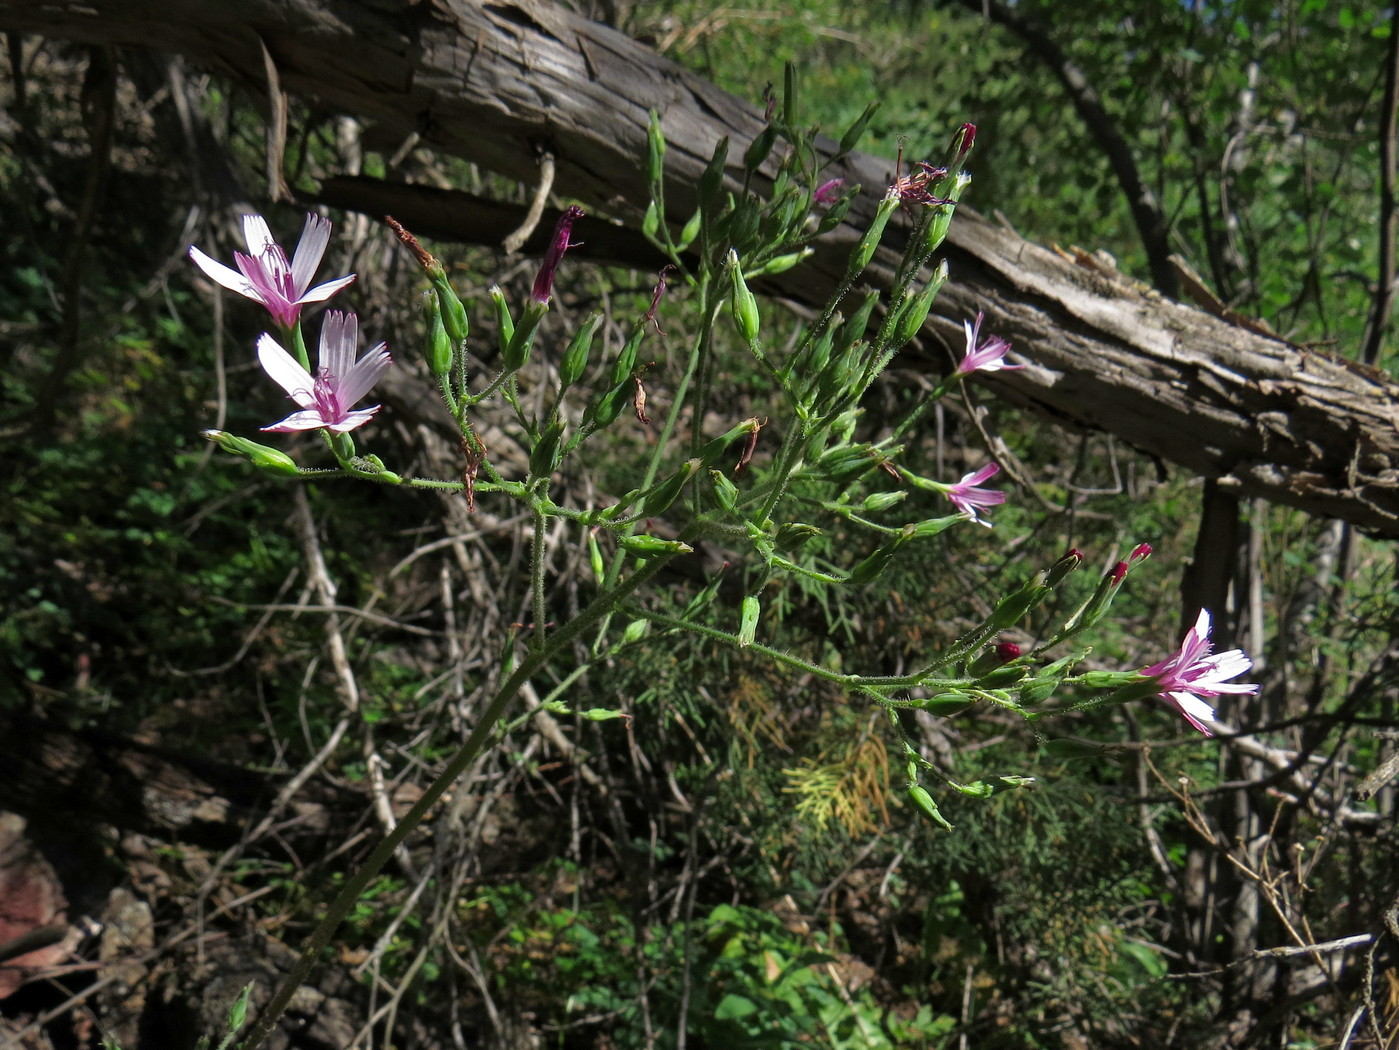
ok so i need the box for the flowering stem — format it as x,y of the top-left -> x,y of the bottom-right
530,500 -> 548,650
239,551 -> 675,1050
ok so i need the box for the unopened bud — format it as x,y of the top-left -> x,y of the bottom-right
728,249 -> 761,342
202,430 -> 300,477
738,594 -> 760,647
906,785 -> 954,830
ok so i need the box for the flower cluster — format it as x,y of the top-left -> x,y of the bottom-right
190,213 -> 389,435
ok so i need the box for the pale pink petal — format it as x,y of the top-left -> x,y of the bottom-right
298,273 -> 358,305
325,406 -> 380,433
1165,692 -> 1217,735
262,409 -> 335,432
242,214 -> 277,255
188,246 -> 260,298
289,213 -> 333,295
319,312 -> 356,380
257,334 -> 316,407
336,343 -> 392,407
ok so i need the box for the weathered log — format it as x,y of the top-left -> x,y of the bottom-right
4,0 -> 1399,533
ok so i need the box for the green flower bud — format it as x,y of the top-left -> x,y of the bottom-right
839,101 -> 880,154
1018,676 -> 1061,706
728,251 -> 761,342
618,534 -> 693,557
891,270 -> 943,347
423,295 -> 454,377
709,469 -> 740,514
588,530 -> 606,582
646,110 -> 666,185
738,594 -> 760,648
639,459 -> 699,517
744,249 -> 813,279
782,60 -> 799,128
678,209 -> 702,251
202,430 -> 300,477
861,491 -> 907,513
431,277 -> 470,345
847,537 -> 903,584
1043,738 -> 1119,761
583,708 -> 629,722
743,124 -> 779,172
505,300 -> 546,371
774,522 -> 822,553
560,312 -> 603,390
489,285 -> 515,356
917,693 -> 974,717
989,571 -> 1050,628
849,197 -> 898,275
528,420 -> 565,478
642,200 -> 661,239
906,785 -> 954,830
698,137 -> 729,216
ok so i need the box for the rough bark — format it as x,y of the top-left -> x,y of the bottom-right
5,0 -> 1399,534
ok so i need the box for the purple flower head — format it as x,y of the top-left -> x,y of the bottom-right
814,178 -> 845,205
258,311 -> 391,433
950,123 -> 976,166
956,312 -> 1024,376
532,205 -> 585,305
994,641 -> 1021,663
944,461 -> 1005,527
189,213 -> 356,328
1109,542 -> 1153,584
1141,609 -> 1258,736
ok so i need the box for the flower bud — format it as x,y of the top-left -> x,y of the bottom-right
839,101 -> 880,154
528,420 -> 566,479
709,469 -> 740,514
618,534 -> 694,558
738,594 -> 760,648
646,110 -> 666,185
532,205 -> 584,306
728,250 -> 761,343
638,459 -> 699,517
906,785 -> 954,830
861,491 -> 907,513
202,430 -> 300,477
559,312 -> 603,389
490,285 -> 515,356
423,295 -> 454,377
848,197 -> 899,275
1046,548 -> 1084,586
917,693 -> 974,717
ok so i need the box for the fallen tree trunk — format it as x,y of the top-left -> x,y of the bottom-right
6,0 -> 1399,533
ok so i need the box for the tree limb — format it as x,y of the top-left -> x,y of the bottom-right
5,0 -> 1399,534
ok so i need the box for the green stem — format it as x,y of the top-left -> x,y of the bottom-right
530,500 -> 548,649
239,554 -> 672,1050
636,609 -> 953,691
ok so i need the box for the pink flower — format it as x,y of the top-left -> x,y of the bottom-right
258,311 -> 391,433
944,462 -> 1005,526
189,213 -> 355,328
955,312 -> 1023,376
1141,609 -> 1258,736
532,206 -> 584,305
814,178 -> 845,205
